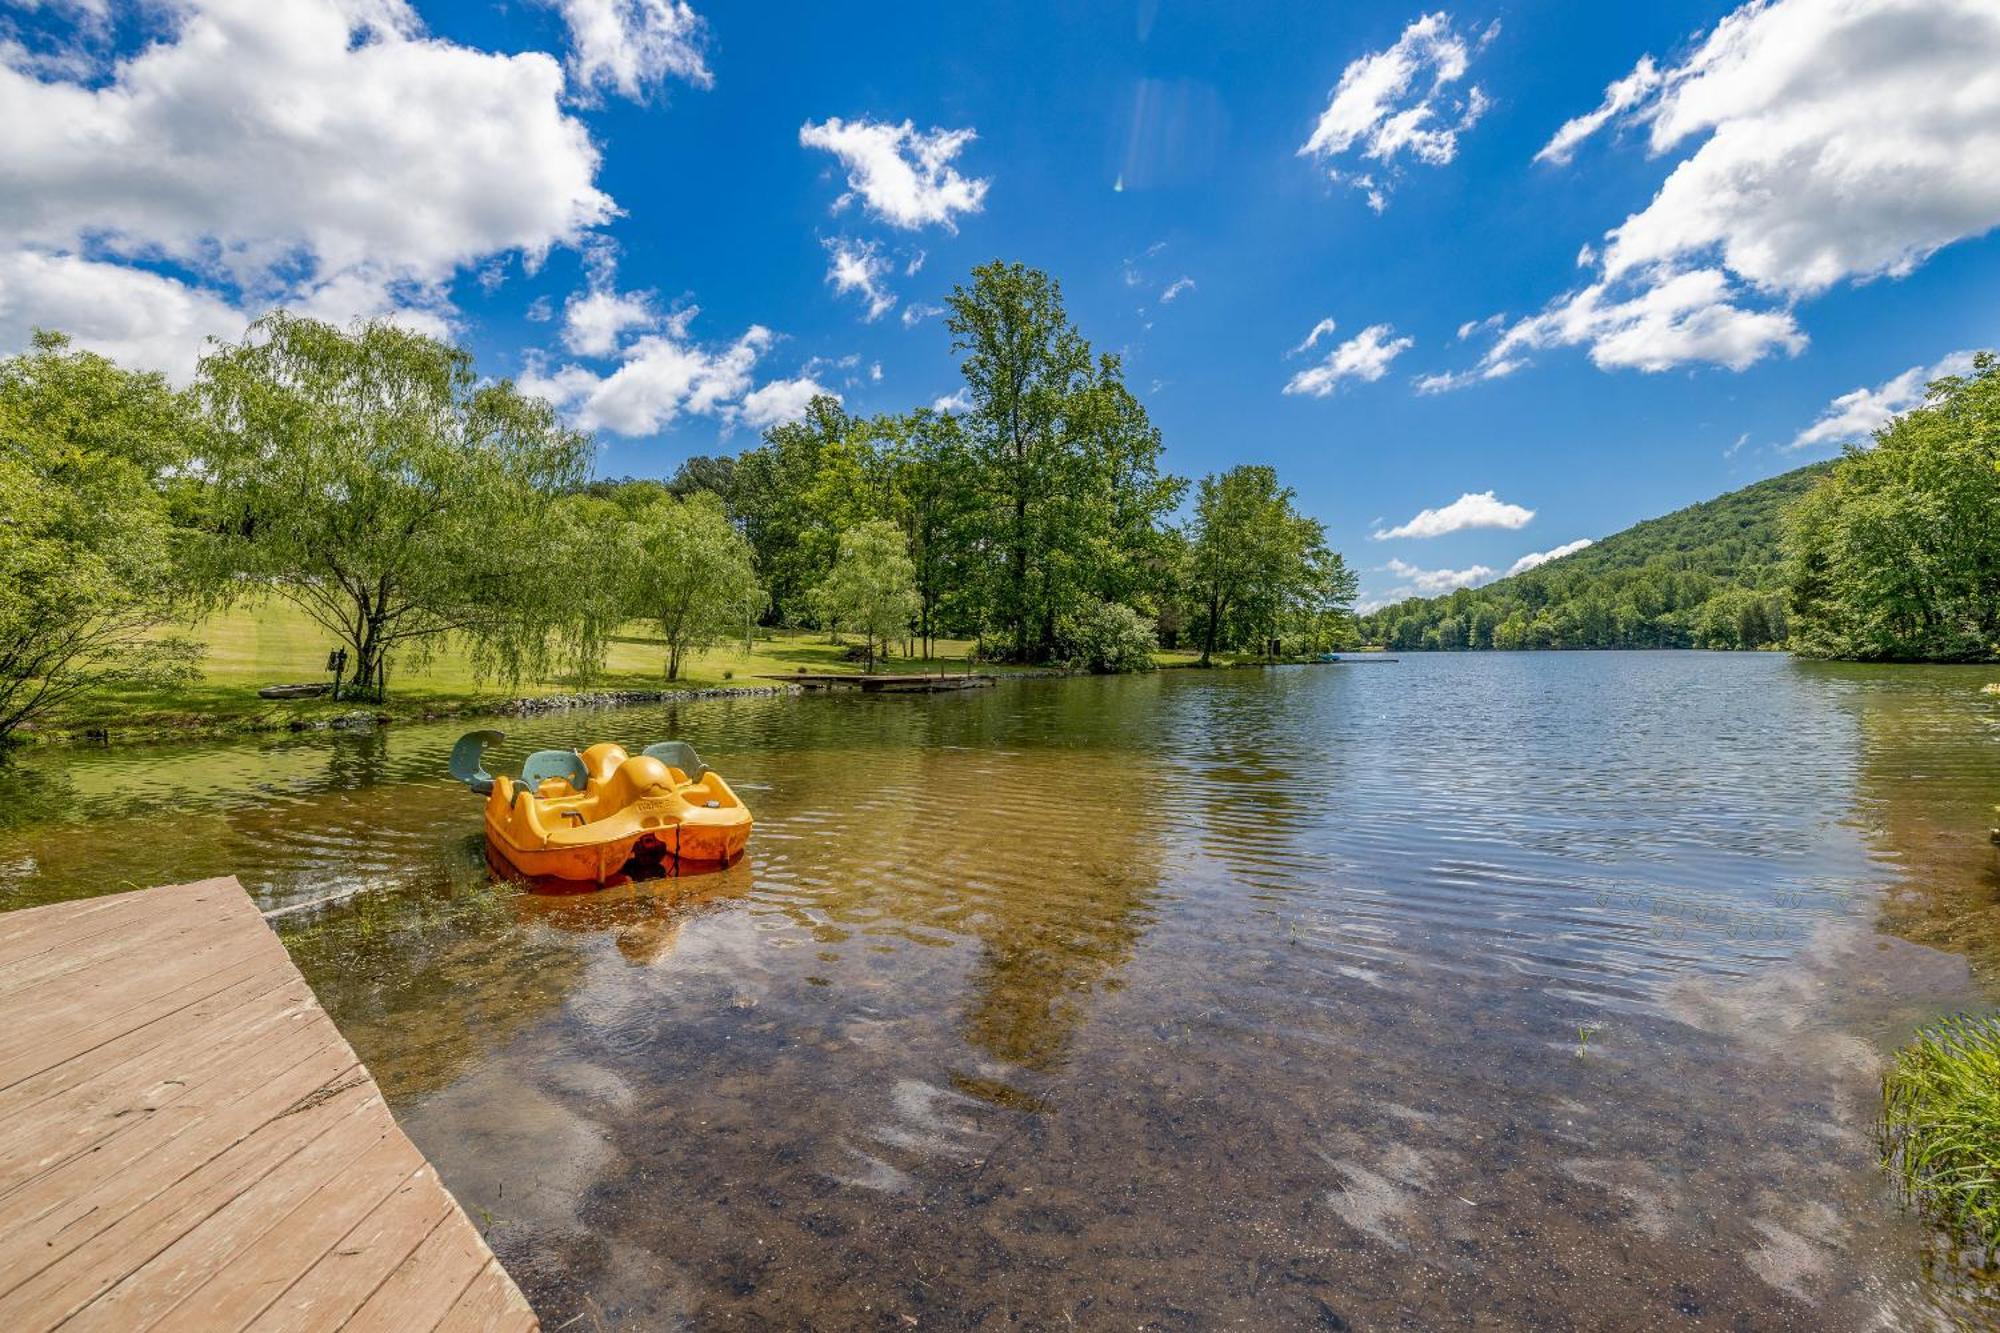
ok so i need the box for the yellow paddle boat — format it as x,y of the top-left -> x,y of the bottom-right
451,732 -> 752,888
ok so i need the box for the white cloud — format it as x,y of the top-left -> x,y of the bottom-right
1504,0 -> 2000,377
561,286 -> 659,357
1506,538 -> 1593,575
1455,313 -> 1504,341
0,0 -> 612,376
1534,57 -> 1662,167
900,301 -> 944,328
1373,490 -> 1534,540
932,387 -> 973,413
553,0 -> 711,103
1413,357 -> 1522,394
1289,317 -> 1338,357
822,237 -> 896,321
1382,557 -> 1496,594
520,313 -> 775,436
1788,349 -> 1978,450
905,250 -> 926,276
1160,276 -> 1195,303
798,117 -> 989,231
1458,267 -> 1805,383
1299,12 -> 1495,210
1283,323 -> 1413,396
739,375 -> 836,430
0,250 -> 244,379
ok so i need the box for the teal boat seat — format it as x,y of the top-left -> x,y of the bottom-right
520,748 -> 588,793
449,729 -> 505,794
642,740 -> 710,780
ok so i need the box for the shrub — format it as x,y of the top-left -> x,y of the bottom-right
1057,600 -> 1157,674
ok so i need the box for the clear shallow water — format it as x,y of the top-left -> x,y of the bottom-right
4,653 -> 1999,1328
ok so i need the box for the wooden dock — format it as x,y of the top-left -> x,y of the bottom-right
762,671 -> 997,693
0,878 -> 537,1331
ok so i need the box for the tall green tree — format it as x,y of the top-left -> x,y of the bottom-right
1788,352 -> 2000,661
1182,465 -> 1332,664
732,396 -> 873,625
0,333 -> 203,745
811,519 -> 920,672
946,262 -> 1182,661
192,313 -> 594,698
624,492 -> 763,680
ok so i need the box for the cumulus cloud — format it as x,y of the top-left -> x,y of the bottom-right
932,386 -> 974,413
1283,323 -> 1413,396
519,312 -> 775,436
553,0 -> 711,103
1160,276 -> 1195,303
1299,12 -> 1495,210
1484,0 -> 2000,380
739,375 -> 836,430
0,250 -> 244,379
561,286 -> 659,357
0,0 -> 612,377
1486,268 -> 1807,374
1788,349 -> 1979,450
1382,557 -> 1496,594
900,301 -> 944,328
1506,538 -> 1594,575
1373,490 -> 1534,540
799,117 -> 989,231
823,237 -> 896,321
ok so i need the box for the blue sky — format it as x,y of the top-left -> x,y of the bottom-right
3,1 -> 1997,607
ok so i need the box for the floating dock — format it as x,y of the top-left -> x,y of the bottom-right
762,671 -> 997,693
0,878 -> 536,1331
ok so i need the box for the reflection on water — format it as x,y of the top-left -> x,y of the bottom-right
4,654 -> 1999,1327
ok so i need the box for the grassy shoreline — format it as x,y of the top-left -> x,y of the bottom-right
17,602 -> 1190,748
18,601 -> 1359,749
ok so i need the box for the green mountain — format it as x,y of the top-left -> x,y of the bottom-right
1361,462 -> 1834,651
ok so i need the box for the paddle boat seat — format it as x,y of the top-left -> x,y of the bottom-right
520,748 -> 589,794
641,740 -> 711,780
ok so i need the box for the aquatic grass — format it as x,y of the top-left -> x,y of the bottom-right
1881,1013 -> 2000,1248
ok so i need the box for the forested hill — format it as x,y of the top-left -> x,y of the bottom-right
1361,462 -> 1834,651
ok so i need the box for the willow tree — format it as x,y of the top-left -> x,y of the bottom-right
192,313 -> 595,698
0,333 -> 203,745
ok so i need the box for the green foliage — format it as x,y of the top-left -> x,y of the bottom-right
1881,1013 -> 2000,1248
1363,463 -> 1831,651
1183,465 -> 1342,663
1788,353 -> 2000,662
945,261 -> 1185,660
191,313 -> 597,698
623,491 -> 762,680
1057,598 -> 1158,674
0,332 -> 203,744
810,518 -> 920,671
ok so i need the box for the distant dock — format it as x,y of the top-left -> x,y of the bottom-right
762,671 -> 997,693
0,878 -> 536,1331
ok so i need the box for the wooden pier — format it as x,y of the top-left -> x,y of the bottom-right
0,878 -> 536,1331
763,671 -> 997,693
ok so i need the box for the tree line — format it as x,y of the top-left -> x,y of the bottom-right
0,261 -> 1358,747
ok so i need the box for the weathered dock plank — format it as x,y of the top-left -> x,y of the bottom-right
0,878 -> 538,1332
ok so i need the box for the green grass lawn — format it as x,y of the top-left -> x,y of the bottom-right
34,599 -> 1061,743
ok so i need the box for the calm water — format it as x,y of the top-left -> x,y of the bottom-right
5,653 -> 1999,1328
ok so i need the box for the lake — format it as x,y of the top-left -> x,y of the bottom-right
3,652 -> 1997,1328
